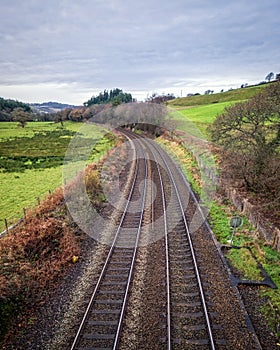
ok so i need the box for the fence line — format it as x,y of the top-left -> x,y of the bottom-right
1,189 -> 52,239
0,218 -> 24,238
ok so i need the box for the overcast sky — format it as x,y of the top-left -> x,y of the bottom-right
0,0 -> 279,104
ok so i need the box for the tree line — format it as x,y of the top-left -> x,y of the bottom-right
0,98 -> 31,121
0,88 -> 134,127
84,88 -> 133,107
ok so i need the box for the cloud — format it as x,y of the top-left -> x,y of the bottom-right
0,0 -> 279,103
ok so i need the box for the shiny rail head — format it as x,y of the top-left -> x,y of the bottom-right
62,104 -> 217,247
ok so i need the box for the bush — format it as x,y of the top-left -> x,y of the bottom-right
0,189 -> 80,342
209,81 -> 280,198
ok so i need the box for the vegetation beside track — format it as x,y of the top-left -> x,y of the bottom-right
156,134 -> 280,338
0,143 -> 116,346
0,187 -> 80,344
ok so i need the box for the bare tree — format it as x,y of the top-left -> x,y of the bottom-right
11,108 -> 31,128
209,81 -> 280,196
265,72 -> 274,82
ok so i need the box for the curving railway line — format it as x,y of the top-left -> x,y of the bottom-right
69,129 -> 262,350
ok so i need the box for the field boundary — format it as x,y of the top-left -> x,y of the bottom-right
0,190 -> 53,238
0,218 -> 23,238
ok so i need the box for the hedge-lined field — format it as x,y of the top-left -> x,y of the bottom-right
0,121 -> 114,231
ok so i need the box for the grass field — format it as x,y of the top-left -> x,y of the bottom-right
168,83 -> 270,139
0,120 -> 82,139
169,101 -> 236,137
0,121 -> 114,231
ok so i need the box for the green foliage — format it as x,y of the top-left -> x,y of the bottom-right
262,246 -> 280,302
84,88 -> 132,106
0,97 -> 31,112
208,202 -> 231,243
261,247 -> 280,337
227,247 -> 263,280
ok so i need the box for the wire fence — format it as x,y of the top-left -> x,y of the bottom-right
0,190 -> 52,238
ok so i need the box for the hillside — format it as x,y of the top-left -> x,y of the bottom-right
167,83 -> 268,108
30,101 -> 78,114
168,83 -> 273,138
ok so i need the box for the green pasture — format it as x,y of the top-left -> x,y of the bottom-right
169,101 -> 236,138
167,83 -> 271,138
0,121 -> 114,231
0,121 -> 82,139
0,168 -> 62,227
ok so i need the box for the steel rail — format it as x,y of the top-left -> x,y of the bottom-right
112,138 -> 148,349
147,138 -> 216,350
70,137 -> 147,350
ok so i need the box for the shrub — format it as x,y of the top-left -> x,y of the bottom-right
209,81 -> 280,199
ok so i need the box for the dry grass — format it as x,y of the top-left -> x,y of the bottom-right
0,187 -> 81,342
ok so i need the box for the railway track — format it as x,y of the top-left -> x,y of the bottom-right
70,129 -> 262,350
70,137 -> 147,350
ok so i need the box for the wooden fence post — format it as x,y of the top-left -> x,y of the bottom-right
4,219 -> 8,233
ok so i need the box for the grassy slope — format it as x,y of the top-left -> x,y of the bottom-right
167,84 -> 268,138
168,84 -> 267,108
169,101 -> 235,137
0,121 -> 112,231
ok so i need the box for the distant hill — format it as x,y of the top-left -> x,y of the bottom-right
30,102 -> 79,114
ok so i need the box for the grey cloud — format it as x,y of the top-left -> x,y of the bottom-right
0,0 -> 279,102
